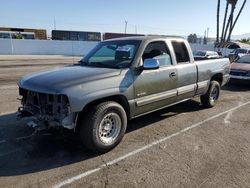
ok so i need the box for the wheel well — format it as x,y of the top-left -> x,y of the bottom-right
76,95 -> 130,128
211,73 -> 223,86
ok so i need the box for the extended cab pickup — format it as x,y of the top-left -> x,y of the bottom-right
18,36 -> 230,153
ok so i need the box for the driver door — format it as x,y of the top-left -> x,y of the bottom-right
133,41 -> 178,116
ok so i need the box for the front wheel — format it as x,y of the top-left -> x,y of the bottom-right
79,101 -> 127,153
200,81 -> 220,108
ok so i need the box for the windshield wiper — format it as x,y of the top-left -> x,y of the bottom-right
77,60 -> 89,66
77,61 -> 119,69
91,62 -> 105,67
88,62 -> 116,68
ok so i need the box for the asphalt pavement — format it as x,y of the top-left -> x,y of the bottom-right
0,57 -> 250,188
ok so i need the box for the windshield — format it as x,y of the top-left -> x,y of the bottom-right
236,55 -> 250,64
80,40 -> 141,69
194,51 -> 206,56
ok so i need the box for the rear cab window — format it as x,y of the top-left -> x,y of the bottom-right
171,41 -> 190,64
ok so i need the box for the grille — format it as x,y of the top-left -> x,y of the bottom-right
230,70 -> 247,76
19,88 -> 69,117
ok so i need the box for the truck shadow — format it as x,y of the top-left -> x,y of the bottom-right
0,99 -> 203,176
127,100 -> 203,133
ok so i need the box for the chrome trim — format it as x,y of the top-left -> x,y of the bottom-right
197,80 -> 209,89
223,74 -> 230,85
133,98 -> 191,119
177,84 -> 195,95
230,75 -> 250,80
136,89 -> 177,107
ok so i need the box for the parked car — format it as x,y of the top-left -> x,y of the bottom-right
193,50 -> 221,60
230,54 -> 250,82
228,48 -> 250,62
17,36 -> 230,153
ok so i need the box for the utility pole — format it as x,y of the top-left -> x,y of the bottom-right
204,30 -> 207,44
135,25 -> 137,34
54,17 -> 57,30
207,27 -> 209,41
124,21 -> 128,34
10,33 -> 14,54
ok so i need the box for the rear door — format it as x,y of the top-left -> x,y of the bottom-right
171,40 -> 197,101
133,41 -> 178,116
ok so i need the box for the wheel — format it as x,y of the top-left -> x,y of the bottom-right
79,101 -> 127,153
200,81 -> 220,108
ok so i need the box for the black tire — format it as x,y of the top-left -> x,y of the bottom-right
79,101 -> 127,153
200,81 -> 220,108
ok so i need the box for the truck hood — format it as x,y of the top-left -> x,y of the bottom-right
231,63 -> 250,72
19,65 -> 121,93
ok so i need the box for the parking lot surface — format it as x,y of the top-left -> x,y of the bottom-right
0,57 -> 250,188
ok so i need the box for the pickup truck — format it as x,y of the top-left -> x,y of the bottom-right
18,36 -> 230,153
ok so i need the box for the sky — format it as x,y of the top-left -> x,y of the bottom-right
0,0 -> 249,38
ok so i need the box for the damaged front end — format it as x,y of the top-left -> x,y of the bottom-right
18,87 -> 77,130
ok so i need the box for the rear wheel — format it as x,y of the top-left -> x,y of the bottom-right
200,81 -> 220,108
79,101 -> 127,153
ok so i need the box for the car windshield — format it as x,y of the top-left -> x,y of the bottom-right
236,55 -> 250,64
194,51 -> 206,56
79,40 -> 141,69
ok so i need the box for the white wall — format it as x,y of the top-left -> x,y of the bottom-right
0,39 -> 232,57
0,39 -> 13,54
0,39 -> 98,56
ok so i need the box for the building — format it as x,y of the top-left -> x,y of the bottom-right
0,27 -> 47,40
52,30 -> 101,41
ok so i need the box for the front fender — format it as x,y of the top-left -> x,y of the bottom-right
69,87 -> 130,112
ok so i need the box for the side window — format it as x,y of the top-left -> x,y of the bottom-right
142,41 -> 172,67
171,41 -> 190,63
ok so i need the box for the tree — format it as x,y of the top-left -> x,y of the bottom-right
217,0 -> 247,45
227,0 -> 247,41
216,0 -> 221,42
240,38 -> 250,45
187,33 -> 198,43
12,32 -> 24,39
222,0 -> 237,42
220,1 -> 229,42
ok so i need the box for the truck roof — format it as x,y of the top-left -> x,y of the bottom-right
104,35 -> 184,42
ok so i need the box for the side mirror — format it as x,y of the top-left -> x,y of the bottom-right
143,59 -> 159,70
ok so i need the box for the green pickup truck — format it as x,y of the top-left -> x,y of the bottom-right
18,36 -> 230,153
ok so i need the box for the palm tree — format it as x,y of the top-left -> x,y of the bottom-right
227,0 -> 247,41
216,0 -> 221,43
223,0 -> 237,42
227,0 -> 237,3
220,1 -> 229,44
219,0 -> 247,44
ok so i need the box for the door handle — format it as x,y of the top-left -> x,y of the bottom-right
169,72 -> 176,78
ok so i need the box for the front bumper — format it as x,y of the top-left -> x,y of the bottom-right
222,74 -> 230,86
230,75 -> 250,80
